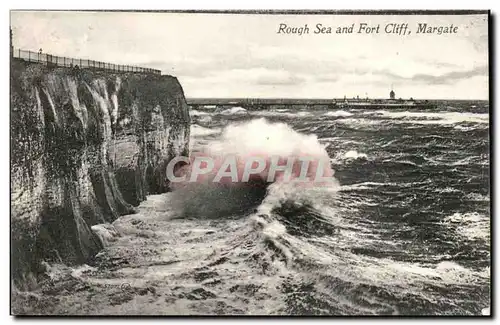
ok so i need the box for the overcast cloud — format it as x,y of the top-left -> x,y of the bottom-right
11,11 -> 489,99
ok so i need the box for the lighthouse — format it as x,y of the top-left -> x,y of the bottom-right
389,88 -> 395,100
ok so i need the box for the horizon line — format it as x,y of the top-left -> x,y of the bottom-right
185,97 -> 489,101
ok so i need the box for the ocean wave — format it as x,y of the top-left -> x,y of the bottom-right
386,159 -> 419,167
450,156 -> 484,166
339,182 -> 390,191
192,114 -> 213,124
453,125 -> 481,131
323,110 -> 353,117
254,110 -> 313,119
190,109 -> 211,117
442,212 -> 490,241
435,187 -> 461,193
339,180 -> 432,191
319,137 -> 362,145
465,193 -> 490,201
371,110 -> 489,125
217,106 -> 248,115
329,150 -> 369,165
190,124 -> 221,137
333,118 -> 385,127
343,150 -> 368,160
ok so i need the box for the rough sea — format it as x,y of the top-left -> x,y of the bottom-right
20,101 -> 490,315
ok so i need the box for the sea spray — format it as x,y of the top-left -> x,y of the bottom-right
169,118 -> 339,217
171,118 -> 336,185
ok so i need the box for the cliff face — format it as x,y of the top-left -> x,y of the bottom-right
11,60 -> 190,288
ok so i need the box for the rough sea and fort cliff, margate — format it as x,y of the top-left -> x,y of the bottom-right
277,23 -> 459,36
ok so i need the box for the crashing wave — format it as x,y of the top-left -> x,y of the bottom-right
170,118 -> 337,217
218,106 -> 248,115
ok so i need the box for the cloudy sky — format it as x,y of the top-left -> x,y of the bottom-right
11,11 -> 488,99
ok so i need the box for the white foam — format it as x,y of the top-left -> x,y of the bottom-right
254,110 -> 312,118
465,192 -> 490,201
195,115 -> 213,124
372,110 -> 489,125
190,109 -> 210,117
343,150 -> 368,160
207,118 -> 329,160
324,110 -> 353,117
91,223 -> 120,247
218,106 -> 248,115
70,264 -> 97,279
442,212 -> 490,241
190,124 -> 221,137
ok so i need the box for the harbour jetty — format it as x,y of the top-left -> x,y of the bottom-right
187,89 -> 437,111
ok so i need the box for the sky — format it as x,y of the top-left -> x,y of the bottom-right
10,11 -> 489,100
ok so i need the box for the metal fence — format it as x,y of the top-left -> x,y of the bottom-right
13,48 -> 161,75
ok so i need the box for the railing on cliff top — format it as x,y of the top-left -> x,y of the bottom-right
13,48 -> 161,75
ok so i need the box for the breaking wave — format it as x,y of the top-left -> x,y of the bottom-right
171,118 -> 338,218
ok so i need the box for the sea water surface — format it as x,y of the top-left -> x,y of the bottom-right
17,101 -> 490,315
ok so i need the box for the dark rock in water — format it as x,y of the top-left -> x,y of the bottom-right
10,59 -> 190,289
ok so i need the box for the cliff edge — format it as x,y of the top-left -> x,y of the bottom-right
11,60 -> 190,289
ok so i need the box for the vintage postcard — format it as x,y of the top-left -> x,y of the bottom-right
10,10 -> 490,316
